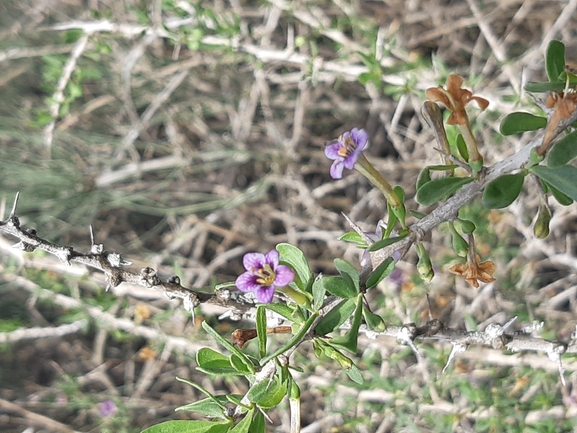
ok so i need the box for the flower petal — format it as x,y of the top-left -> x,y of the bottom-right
235,272 -> 261,292
350,128 -> 368,151
342,154 -> 358,170
471,96 -> 489,111
330,160 -> 344,179
264,249 -> 280,268
243,252 -> 265,271
325,142 -> 343,160
425,87 -> 451,107
255,286 -> 275,303
273,265 -> 295,286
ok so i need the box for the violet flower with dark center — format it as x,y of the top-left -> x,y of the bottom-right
235,250 -> 295,304
325,127 -> 368,179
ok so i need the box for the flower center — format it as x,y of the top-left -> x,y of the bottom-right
337,135 -> 356,157
255,264 -> 276,286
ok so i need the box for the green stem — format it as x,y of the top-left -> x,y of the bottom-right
354,153 -> 402,208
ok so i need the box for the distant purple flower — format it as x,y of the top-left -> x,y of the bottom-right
325,128 -> 369,179
99,400 -> 118,417
235,250 -> 295,304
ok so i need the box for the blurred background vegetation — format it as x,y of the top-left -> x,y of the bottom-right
1,0 -> 577,431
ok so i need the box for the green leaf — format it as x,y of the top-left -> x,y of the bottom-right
312,278 -> 326,311
416,177 -> 474,206
545,40 -> 566,82
317,276 -> 357,299
330,295 -> 363,353
346,363 -> 364,385
250,411 -> 266,433
141,420 -> 232,433
264,303 -> 295,322
196,348 -> 240,376
416,167 -> 431,191
547,130 -> 577,167
339,231 -> 366,244
333,259 -> 360,293
499,112 -> 547,136
362,307 -> 386,332
201,322 -> 255,374
455,134 -> 468,161
315,298 -> 356,336
531,165 -> 577,201
545,181 -> 574,205
365,257 -> 395,289
247,378 -> 287,409
524,81 -> 575,93
229,409 -> 254,433
428,164 -> 459,171
230,354 -> 253,375
256,306 -> 267,359
276,243 -> 313,293
481,173 -> 525,209
176,396 -> 230,419
368,234 -> 407,252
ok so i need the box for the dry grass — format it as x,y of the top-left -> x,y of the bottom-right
1,0 -> 577,432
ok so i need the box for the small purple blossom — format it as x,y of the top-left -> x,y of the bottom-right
325,128 -> 369,179
235,249 -> 295,304
99,400 -> 118,417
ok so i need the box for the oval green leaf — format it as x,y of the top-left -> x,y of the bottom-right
547,130 -> 577,167
318,276 -> 357,299
141,420 -> 233,433
247,378 -> 287,409
482,173 -> 525,209
545,40 -> 565,82
315,298 -> 356,336
196,348 -> 240,376
531,165 -> 577,201
416,176 -> 474,206
333,259 -> 360,293
365,257 -> 395,289
176,396 -> 230,419
276,243 -> 313,293
499,112 -> 547,136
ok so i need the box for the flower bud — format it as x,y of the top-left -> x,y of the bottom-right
416,243 -> 434,282
534,203 -> 551,239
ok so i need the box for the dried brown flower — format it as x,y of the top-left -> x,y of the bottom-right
449,254 -> 496,289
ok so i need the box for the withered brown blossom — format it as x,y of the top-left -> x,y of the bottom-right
449,253 -> 496,289
426,74 -> 489,126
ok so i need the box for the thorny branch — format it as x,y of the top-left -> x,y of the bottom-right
0,193 -> 256,319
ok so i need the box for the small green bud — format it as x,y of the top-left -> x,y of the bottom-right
416,243 -> 434,283
534,204 -> 551,239
449,221 -> 469,257
289,381 -> 301,399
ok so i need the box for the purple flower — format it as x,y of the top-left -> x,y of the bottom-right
235,250 -> 295,304
325,128 -> 369,179
99,400 -> 118,417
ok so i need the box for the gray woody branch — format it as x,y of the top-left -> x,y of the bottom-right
0,192 -> 256,318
